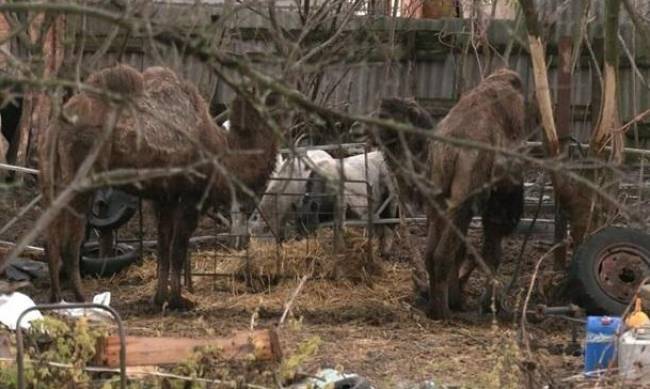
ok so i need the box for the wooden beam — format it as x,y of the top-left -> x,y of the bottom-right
93,329 -> 282,368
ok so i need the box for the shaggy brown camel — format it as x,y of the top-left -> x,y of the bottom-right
373,68 -> 526,320
39,64 -> 279,309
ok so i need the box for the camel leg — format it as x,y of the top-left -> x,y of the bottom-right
61,194 -> 91,302
457,249 -> 476,291
479,225 -> 506,314
427,160 -> 476,319
424,209 -> 448,319
184,257 -> 193,293
45,226 -> 63,303
432,207 -> 472,316
449,244 -> 468,310
153,202 -> 174,307
168,201 -> 199,310
62,214 -> 87,302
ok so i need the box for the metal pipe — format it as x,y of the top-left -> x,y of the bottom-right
0,163 -> 39,175
16,303 -> 127,389
526,140 -> 650,157
0,240 -> 44,253
317,217 -> 556,226
279,142 -> 366,154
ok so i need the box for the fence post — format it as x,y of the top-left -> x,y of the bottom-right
364,146 -> 374,269
554,35 -> 572,270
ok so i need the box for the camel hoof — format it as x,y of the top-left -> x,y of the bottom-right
479,291 -> 511,319
448,294 -> 465,311
72,291 -> 87,303
167,295 -> 195,311
151,291 -> 168,308
49,293 -> 62,304
426,304 -> 451,321
413,289 -> 429,309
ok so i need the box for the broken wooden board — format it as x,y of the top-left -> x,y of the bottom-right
94,329 -> 282,367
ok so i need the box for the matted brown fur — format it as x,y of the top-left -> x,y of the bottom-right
39,64 -> 279,309
376,68 -> 526,319
373,97 -> 435,213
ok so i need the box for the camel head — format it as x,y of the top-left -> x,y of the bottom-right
229,91 -> 284,135
371,97 -> 434,157
223,92 -> 285,200
366,98 -> 436,212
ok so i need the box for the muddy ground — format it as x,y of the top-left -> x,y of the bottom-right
0,181 -> 631,388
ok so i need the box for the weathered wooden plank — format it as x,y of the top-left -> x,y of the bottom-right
93,329 -> 282,368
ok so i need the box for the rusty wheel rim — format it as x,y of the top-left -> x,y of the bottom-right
595,244 -> 650,304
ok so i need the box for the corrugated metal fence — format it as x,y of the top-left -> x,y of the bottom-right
68,0 -> 650,145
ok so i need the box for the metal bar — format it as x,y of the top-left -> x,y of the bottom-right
373,192 -> 395,219
364,146 -> 373,265
16,303 -> 127,389
526,141 -> 650,157
266,176 -> 370,184
0,240 -> 45,253
279,142 -> 366,154
188,272 -> 243,277
0,162 -> 39,175
318,217 -> 556,226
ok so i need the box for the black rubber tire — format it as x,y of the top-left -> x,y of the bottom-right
569,226 -> 650,315
80,242 -> 139,278
87,188 -> 138,230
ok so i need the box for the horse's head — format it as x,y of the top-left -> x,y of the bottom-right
296,171 -> 336,237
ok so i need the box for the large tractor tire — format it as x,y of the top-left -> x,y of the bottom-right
569,227 -> 650,315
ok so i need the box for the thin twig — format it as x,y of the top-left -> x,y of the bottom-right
520,242 -> 564,356
279,272 -> 311,326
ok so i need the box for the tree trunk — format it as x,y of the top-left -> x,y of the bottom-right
519,0 -> 622,246
13,11 -> 64,173
592,0 -> 623,162
553,36 -> 572,270
519,0 -> 560,157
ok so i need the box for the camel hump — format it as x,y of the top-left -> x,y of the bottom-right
486,68 -> 523,92
86,64 -> 144,96
142,66 -> 179,84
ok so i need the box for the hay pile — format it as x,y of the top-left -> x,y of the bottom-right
201,227 -> 382,284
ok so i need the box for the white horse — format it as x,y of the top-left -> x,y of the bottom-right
298,150 -> 398,256
249,149 -> 335,241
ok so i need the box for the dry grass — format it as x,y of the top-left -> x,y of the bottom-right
202,228 -> 382,285
15,226 -> 586,387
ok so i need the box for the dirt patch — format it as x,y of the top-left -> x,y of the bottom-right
15,236 -> 583,387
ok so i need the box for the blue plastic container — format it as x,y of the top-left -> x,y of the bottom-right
584,315 -> 621,375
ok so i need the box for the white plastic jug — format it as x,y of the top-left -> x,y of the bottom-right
619,326 -> 650,381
